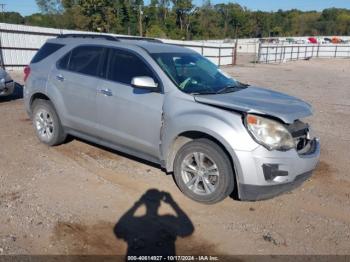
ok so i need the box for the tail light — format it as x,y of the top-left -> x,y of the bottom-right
24,65 -> 31,82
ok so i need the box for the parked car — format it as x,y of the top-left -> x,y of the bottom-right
23,34 -> 320,204
285,38 -> 295,44
308,37 -> 317,44
332,37 -> 342,44
295,39 -> 306,44
0,68 -> 15,97
324,38 -> 332,43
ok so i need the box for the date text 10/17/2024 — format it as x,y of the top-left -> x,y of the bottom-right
127,256 -> 219,261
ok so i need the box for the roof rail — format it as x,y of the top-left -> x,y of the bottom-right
57,33 -> 163,43
57,34 -> 119,41
117,36 -> 163,43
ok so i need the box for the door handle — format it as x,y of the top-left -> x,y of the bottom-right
99,88 -> 113,96
56,74 -> 65,82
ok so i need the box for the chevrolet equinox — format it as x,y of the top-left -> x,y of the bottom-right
24,34 -> 320,204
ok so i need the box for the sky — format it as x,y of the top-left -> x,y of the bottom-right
2,0 -> 350,16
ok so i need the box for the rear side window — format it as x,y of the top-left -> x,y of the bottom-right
57,52 -> 71,70
107,48 -> 155,85
68,46 -> 104,76
31,43 -> 64,64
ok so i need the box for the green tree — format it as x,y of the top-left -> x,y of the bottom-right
0,12 -> 24,24
5,2 -> 350,40
146,24 -> 166,37
336,12 -> 350,35
36,0 -> 63,13
172,0 -> 193,34
25,13 -> 57,27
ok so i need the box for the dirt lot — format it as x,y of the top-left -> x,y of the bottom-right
0,59 -> 349,257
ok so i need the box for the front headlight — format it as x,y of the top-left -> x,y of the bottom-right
245,114 -> 295,151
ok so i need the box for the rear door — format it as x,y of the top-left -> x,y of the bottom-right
51,45 -> 104,135
96,48 -> 164,159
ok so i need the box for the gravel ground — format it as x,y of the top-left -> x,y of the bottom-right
0,58 -> 349,256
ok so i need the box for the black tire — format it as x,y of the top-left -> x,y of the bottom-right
173,138 -> 235,204
32,99 -> 66,146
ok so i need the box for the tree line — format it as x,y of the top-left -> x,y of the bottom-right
1,0 -> 350,40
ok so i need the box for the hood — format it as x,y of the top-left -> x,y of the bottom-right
194,86 -> 312,123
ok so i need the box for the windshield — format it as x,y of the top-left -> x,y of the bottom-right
151,52 -> 245,94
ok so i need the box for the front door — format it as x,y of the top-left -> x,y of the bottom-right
97,48 -> 164,159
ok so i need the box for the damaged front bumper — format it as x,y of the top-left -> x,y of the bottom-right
235,138 -> 320,201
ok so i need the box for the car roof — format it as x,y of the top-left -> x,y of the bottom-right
123,39 -> 194,54
48,36 -> 195,54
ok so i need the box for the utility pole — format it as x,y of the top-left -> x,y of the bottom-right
233,24 -> 239,66
138,5 -> 143,37
0,3 -> 5,19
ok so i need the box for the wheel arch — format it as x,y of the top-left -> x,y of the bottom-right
29,92 -> 63,121
164,129 -> 242,199
165,130 -> 239,176
29,92 -> 51,111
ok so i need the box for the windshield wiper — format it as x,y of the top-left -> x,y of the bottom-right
216,82 -> 249,94
216,85 -> 239,94
190,91 -> 217,95
238,82 -> 250,87
190,82 -> 250,95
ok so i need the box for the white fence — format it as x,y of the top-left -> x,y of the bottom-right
196,38 -> 259,54
0,23 -> 236,70
258,43 -> 350,63
163,39 -> 235,66
6,23 -> 348,67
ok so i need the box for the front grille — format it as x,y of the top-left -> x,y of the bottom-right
286,120 -> 310,153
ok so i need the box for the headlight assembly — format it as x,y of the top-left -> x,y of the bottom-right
245,114 -> 295,151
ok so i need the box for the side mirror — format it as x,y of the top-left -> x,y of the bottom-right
131,76 -> 158,91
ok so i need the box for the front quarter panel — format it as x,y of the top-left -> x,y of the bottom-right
161,91 -> 259,174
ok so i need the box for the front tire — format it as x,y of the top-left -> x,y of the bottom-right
173,138 -> 235,204
32,99 -> 66,146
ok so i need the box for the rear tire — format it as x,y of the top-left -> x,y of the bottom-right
32,99 -> 66,146
173,138 -> 234,204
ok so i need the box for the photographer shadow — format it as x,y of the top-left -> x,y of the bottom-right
114,189 -> 194,256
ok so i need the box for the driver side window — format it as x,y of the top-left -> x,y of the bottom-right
107,48 -> 156,85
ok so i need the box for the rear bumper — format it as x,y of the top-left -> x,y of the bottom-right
235,138 -> 320,201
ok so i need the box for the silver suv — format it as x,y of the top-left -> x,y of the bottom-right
24,34 -> 320,204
